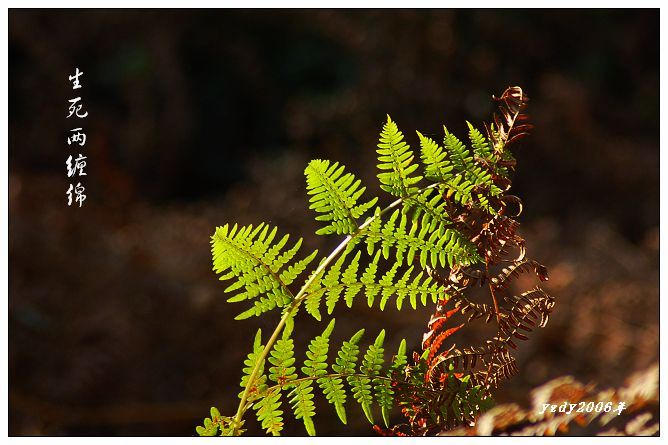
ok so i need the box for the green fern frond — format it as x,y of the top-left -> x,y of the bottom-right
318,374 -> 348,425
372,338 -> 395,427
302,319 -> 336,378
376,260 -> 401,310
196,407 -> 223,436
365,208 -> 481,268
196,407 -> 241,436
390,339 -> 408,375
340,251 -> 363,306
417,131 -> 453,182
303,251 -> 442,316
377,116 -> 423,197
239,329 -> 267,402
467,121 -> 494,162
253,326 -> 412,435
332,328 -> 365,375
211,223 -> 318,320
304,291 -> 323,322
292,317 -> 345,434
362,329 -> 386,376
305,159 -> 378,236
348,370 -> 374,424
268,328 -> 298,388
289,381 -> 317,435
320,250 -> 350,317
377,339 -> 407,427
443,174 -> 475,206
443,127 -> 475,174
360,251 -> 382,307
290,319 -> 335,436
351,329 -> 386,423
443,125 -> 501,205
314,328 -> 361,426
279,249 -> 320,288
254,389 -> 284,436
403,186 -> 453,233
468,164 -> 501,195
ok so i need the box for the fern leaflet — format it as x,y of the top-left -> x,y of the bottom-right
305,159 -> 378,235
211,223 -> 318,320
365,208 -> 481,268
377,116 -> 423,197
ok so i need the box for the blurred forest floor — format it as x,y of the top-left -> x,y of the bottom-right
9,10 -> 658,436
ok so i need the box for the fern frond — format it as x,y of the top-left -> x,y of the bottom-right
211,223 -> 318,320
197,406 -> 248,436
256,327 -> 411,434
438,126 -> 502,213
377,261 -> 401,310
318,377 -> 347,426
417,128 -> 499,213
350,329 -> 385,423
332,328 -> 365,375
390,354 -> 495,435
484,349 -> 519,387
327,328 -> 363,422
305,159 -> 378,236
300,320 -> 345,426
289,381 -> 317,436
377,116 -> 423,197
467,121 -> 494,162
304,291 -> 323,322
468,164 -> 502,198
365,208 -> 481,268
268,328 -> 298,388
486,86 -> 532,153
303,251 -> 442,315
498,287 -> 555,347
452,293 -> 496,324
443,127 -> 474,174
417,131 -> 453,182
254,389 -> 284,436
340,251 -> 363,306
443,174 -> 476,206
320,251 -> 350,316
402,186 -> 453,234
429,340 -> 519,390
239,329 -> 267,402
302,319 -> 336,377
303,250 -> 351,320
490,259 -> 549,290
377,339 -> 407,427
279,249 -> 320,288
196,407 -> 224,436
360,251 -> 382,307
362,329 -> 386,376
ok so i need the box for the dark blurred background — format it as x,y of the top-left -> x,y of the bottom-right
9,9 -> 659,436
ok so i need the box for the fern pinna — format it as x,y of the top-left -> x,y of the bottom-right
198,86 -> 554,436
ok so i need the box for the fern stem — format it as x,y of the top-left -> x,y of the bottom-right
231,182 -> 441,434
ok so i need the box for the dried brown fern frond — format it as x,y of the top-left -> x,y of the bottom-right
486,86 -> 533,152
405,86 -> 555,435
